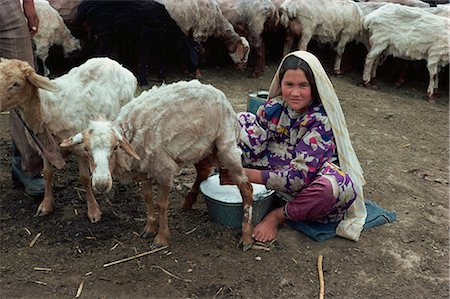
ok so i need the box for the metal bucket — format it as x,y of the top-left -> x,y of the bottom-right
247,90 -> 268,114
200,174 -> 275,228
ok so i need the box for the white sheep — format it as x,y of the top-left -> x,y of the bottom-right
0,57 -> 137,222
47,0 -> 82,25
31,0 -> 81,76
361,0 -> 430,8
156,0 -> 250,70
60,80 -> 255,250
362,3 -> 449,100
217,0 -> 279,77
279,0 -> 364,74
424,4 -> 450,17
356,1 -> 389,16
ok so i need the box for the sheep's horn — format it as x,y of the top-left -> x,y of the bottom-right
28,72 -> 59,92
119,137 -> 140,160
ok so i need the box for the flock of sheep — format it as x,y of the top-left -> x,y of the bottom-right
1,0 -> 448,249
34,0 -> 449,99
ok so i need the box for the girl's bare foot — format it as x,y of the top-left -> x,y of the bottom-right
252,207 -> 286,243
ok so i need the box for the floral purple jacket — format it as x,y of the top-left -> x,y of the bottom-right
238,97 -> 357,221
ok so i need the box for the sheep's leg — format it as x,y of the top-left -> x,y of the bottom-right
216,138 -> 254,250
433,65 -> 441,93
429,70 -> 441,102
426,61 -> 438,102
78,158 -> 102,223
251,37 -> 265,78
181,158 -> 213,209
141,180 -> 158,238
35,158 -> 54,216
394,60 -> 408,87
43,58 -> 50,77
153,184 -> 171,246
237,181 -> 254,251
283,31 -> 295,56
137,35 -> 152,87
371,55 -> 380,80
298,31 -> 312,52
333,34 -> 351,75
363,43 -> 387,86
37,54 -> 50,77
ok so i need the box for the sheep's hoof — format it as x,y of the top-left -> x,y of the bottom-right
88,210 -> 102,223
193,69 -> 202,79
35,203 -> 54,217
141,229 -> 157,239
249,70 -> 263,78
427,95 -> 437,103
363,81 -> 378,89
394,79 -> 405,87
181,201 -> 193,209
181,193 -> 197,209
153,234 -> 169,247
242,242 -> 253,251
238,237 -> 253,251
148,242 -> 166,251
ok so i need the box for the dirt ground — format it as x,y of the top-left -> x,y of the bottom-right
0,47 -> 449,299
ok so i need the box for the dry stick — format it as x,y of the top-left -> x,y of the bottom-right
184,227 -> 197,235
103,246 -> 168,267
150,265 -> 192,283
318,255 -> 324,299
33,267 -> 52,272
76,280 -> 84,298
251,245 -> 271,251
73,186 -> 86,193
29,232 -> 42,247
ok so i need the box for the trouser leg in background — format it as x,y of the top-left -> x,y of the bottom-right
0,9 -> 43,178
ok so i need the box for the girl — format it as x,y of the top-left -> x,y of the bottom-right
222,51 -> 366,243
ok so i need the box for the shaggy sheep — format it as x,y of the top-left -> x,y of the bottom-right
32,0 -> 81,76
362,3 -> 449,101
424,3 -> 450,16
60,80 -> 254,250
156,0 -> 250,71
47,0 -> 82,25
0,57 -> 137,222
77,0 -> 200,86
217,0 -> 279,77
279,0 -> 364,74
356,1 -> 388,16
361,0 -> 430,8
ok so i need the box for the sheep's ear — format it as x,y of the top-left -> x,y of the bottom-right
118,137 -> 140,160
27,72 -> 59,92
60,133 -> 84,148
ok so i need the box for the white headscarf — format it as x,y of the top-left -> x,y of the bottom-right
268,51 -> 367,241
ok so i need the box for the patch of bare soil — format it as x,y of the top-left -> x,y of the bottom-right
0,49 -> 448,298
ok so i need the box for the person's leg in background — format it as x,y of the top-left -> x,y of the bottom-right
0,1 -> 44,196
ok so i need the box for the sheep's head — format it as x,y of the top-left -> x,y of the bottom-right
228,36 -> 250,70
60,120 -> 140,194
0,58 -> 59,111
63,37 -> 82,57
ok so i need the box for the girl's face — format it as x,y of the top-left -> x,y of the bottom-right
281,69 -> 313,111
